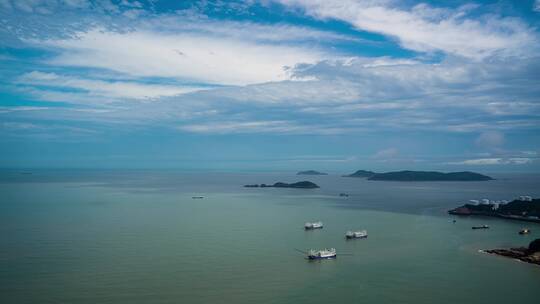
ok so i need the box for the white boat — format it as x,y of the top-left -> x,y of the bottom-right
472,225 -> 489,229
345,230 -> 368,239
307,248 -> 336,260
304,221 -> 323,230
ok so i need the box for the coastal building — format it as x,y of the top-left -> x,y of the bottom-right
519,195 -> 533,202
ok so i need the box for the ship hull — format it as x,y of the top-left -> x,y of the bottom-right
308,255 -> 337,260
346,235 -> 367,239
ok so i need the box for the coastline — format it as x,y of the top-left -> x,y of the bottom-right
448,198 -> 540,223
480,248 -> 540,266
449,210 -> 540,223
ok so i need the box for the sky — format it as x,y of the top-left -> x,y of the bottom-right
0,0 -> 539,172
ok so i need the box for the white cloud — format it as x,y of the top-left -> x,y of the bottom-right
535,0 -> 540,12
275,0 -> 538,59
61,0 -> 90,9
151,13 -> 356,43
373,148 -> 399,159
0,0 -> 102,13
475,131 -> 504,148
196,79 -> 362,106
8,53 -> 539,135
2,1 -> 540,140
178,120 -> 345,134
1,122 -> 39,130
0,106 -> 49,114
450,157 -> 533,165
32,27 -> 329,86
18,71 -> 203,101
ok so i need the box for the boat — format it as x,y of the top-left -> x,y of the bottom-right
304,221 -> 323,230
307,248 -> 336,260
339,193 -> 349,197
345,230 -> 368,239
192,196 -> 204,199
519,228 -> 530,235
472,225 -> 489,229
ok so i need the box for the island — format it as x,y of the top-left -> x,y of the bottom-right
448,197 -> 540,223
297,170 -> 328,175
342,170 -> 376,178
368,170 -> 493,181
484,239 -> 540,266
342,170 -> 492,181
243,181 -> 320,189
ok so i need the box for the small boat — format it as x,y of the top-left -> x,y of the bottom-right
472,225 -> 489,229
339,193 -> 349,197
192,196 -> 204,199
307,248 -> 337,260
519,228 -> 530,235
345,230 -> 368,239
305,221 -> 323,230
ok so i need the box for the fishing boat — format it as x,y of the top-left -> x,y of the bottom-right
472,225 -> 489,229
345,230 -> 368,239
307,248 -> 336,260
519,228 -> 530,235
304,221 -> 323,230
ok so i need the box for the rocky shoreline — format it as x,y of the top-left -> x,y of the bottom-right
483,239 -> 540,266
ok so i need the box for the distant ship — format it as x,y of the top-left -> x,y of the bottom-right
345,230 -> 368,239
339,193 -> 349,197
472,225 -> 489,229
307,248 -> 336,260
192,196 -> 204,199
519,228 -> 530,235
304,221 -> 323,230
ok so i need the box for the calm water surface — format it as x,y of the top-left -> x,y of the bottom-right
1,170 -> 539,303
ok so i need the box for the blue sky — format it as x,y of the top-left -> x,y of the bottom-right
1,0 -> 539,172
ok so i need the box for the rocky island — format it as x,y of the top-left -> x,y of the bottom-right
343,170 -> 493,181
374,170 -> 492,181
449,197 -> 540,223
343,170 -> 376,178
485,239 -> 540,266
244,181 -> 320,189
297,170 -> 328,175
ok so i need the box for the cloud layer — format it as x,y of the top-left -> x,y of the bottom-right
275,0 -> 538,59
1,0 -> 539,168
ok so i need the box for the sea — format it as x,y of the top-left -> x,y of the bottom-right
1,169 -> 539,304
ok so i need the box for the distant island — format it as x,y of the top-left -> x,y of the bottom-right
244,181 -> 320,189
297,170 -> 328,175
449,197 -> 540,223
343,170 -> 376,178
343,170 -> 493,181
484,239 -> 540,266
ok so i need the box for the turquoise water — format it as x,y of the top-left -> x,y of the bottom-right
1,170 -> 540,303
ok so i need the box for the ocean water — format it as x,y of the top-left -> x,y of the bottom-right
1,170 -> 539,304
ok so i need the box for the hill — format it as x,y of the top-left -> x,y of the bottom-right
343,170 -> 376,178
367,171 -> 493,181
